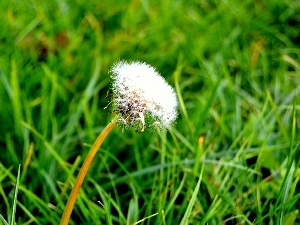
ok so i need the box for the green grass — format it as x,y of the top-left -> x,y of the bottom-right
0,0 -> 300,224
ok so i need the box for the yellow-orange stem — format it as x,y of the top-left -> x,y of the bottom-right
60,120 -> 116,225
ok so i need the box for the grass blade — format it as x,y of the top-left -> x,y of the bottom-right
0,214 -> 8,225
179,164 -> 204,225
9,164 -> 21,225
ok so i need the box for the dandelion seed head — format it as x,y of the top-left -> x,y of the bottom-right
110,60 -> 178,131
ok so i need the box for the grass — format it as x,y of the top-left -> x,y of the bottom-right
0,0 -> 300,224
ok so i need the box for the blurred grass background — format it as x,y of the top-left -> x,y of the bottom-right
0,0 -> 300,224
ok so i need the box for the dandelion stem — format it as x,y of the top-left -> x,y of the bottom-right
60,119 -> 117,225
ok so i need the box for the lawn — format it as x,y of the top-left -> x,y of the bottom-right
0,0 -> 300,224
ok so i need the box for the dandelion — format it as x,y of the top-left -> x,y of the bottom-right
111,60 -> 178,131
60,60 -> 178,225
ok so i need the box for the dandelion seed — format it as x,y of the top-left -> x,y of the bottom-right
110,60 -> 178,131
61,60 -> 178,225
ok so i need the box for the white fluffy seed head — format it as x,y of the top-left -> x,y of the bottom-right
110,60 -> 178,131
